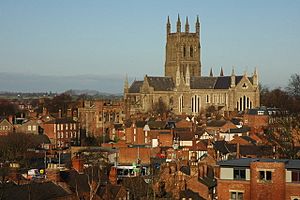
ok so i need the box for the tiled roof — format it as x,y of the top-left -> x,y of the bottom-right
146,76 -> 175,91
128,81 -> 143,93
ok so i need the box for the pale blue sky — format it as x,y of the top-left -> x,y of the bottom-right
0,0 -> 300,92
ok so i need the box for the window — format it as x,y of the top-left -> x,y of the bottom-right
259,170 -> 272,181
230,191 -> 244,200
32,125 -> 36,131
190,46 -> 193,57
183,46 -> 186,57
206,95 -> 210,103
60,124 -> 63,130
234,168 -> 246,180
28,126 -> 32,131
66,124 -> 68,130
292,171 -> 300,182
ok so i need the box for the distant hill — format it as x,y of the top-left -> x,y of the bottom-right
0,72 -> 133,94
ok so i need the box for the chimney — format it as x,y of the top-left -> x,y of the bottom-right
203,164 -> 207,177
42,107 -> 48,116
58,109 -> 62,118
109,167 -> 118,185
8,115 -> 13,124
72,154 -> 84,174
67,108 -> 72,117
236,143 -> 240,159
198,164 -> 204,178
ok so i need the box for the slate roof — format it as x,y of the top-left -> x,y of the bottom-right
190,77 -> 217,89
128,81 -> 143,93
0,182 -> 70,200
206,120 -> 227,127
191,76 -> 246,89
44,117 -> 77,124
146,76 -> 175,91
128,75 -> 251,93
180,166 -> 191,176
147,121 -> 167,129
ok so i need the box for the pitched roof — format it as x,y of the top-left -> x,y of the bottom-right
147,121 -> 167,129
128,81 -> 143,93
146,76 -> 175,91
44,117 -> 77,124
0,181 -> 70,200
206,120 -> 227,127
190,77 -> 217,89
190,76 -> 247,89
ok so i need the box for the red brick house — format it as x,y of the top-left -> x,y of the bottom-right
217,158 -> 300,200
43,117 -> 79,148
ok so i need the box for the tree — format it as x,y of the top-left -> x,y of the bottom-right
265,117 -> 300,159
287,73 -> 300,98
0,132 -> 40,164
0,99 -> 18,116
77,150 -> 109,200
152,98 -> 168,116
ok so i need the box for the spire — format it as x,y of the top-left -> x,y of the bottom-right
185,16 -> 189,33
209,68 -> 213,77
253,67 -> 258,86
185,65 -> 190,86
220,67 -> 224,76
177,14 -> 181,33
231,66 -> 236,88
196,15 -> 200,34
167,16 -> 171,34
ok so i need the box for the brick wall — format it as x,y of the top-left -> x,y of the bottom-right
250,162 -> 285,200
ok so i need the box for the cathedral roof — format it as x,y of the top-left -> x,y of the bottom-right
190,77 -> 217,89
191,76 -> 250,89
128,81 -> 143,93
146,76 -> 174,91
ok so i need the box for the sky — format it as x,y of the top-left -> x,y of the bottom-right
0,0 -> 300,93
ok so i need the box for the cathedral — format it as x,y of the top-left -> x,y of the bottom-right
124,16 -> 260,116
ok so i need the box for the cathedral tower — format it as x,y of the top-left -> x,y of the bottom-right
165,15 -> 201,81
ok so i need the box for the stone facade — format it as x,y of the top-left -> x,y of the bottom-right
124,16 -> 260,116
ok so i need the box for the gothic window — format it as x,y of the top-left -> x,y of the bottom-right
183,46 -> 186,57
191,95 -> 200,113
206,95 -> 210,103
190,46 -> 193,57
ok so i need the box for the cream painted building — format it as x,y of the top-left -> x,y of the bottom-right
124,16 -> 260,116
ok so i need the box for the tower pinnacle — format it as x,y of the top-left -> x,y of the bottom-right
185,16 -> 189,33
177,14 -> 181,32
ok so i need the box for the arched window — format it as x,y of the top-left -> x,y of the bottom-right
190,46 -> 193,57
